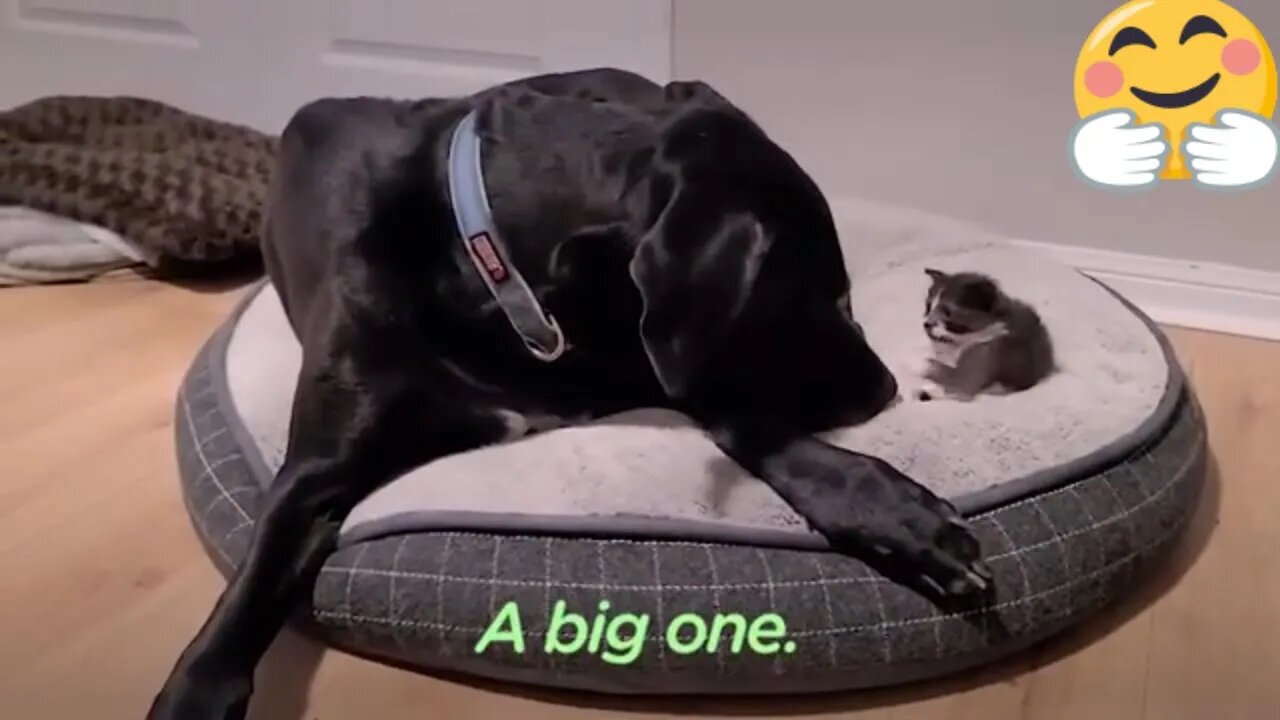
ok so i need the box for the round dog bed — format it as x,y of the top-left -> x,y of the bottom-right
175,216 -> 1207,694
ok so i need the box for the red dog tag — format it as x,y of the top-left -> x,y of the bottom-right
468,232 -> 508,283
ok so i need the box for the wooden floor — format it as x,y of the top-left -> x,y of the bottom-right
1,274 -> 1276,720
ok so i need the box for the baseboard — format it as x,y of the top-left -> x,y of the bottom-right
828,196 -> 1280,342
1005,241 -> 1280,342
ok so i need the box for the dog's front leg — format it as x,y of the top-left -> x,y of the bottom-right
148,354 -> 504,720
713,427 -> 992,602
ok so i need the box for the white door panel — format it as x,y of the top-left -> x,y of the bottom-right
2,0 -> 291,130
329,0 -> 543,59
302,0 -> 673,117
0,0 -> 673,133
2,0 -> 209,98
12,0 -> 197,46
305,0 -> 545,110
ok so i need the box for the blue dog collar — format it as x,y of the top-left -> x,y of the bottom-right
447,109 -> 567,362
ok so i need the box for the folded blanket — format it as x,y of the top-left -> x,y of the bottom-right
0,96 -> 277,276
0,206 -> 147,285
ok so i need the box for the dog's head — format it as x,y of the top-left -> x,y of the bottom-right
627,81 -> 897,432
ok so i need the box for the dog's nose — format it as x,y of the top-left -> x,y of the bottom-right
878,370 -> 900,409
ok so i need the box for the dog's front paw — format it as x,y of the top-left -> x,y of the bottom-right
871,495 -> 992,600
147,669 -> 252,720
819,460 -> 992,601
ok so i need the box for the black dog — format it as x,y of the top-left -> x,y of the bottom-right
147,68 -> 991,719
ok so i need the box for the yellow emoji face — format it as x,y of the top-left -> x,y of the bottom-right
1074,0 -> 1277,179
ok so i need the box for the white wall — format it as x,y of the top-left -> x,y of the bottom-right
3,0 -> 1277,334
0,0 -> 671,134
672,0 -> 1280,272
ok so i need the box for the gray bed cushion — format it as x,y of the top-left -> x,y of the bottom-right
224,232 -> 1171,548
175,227 -> 1206,693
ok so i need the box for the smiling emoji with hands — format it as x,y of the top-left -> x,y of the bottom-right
1072,0 -> 1277,189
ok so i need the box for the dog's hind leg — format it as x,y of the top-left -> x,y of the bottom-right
147,347 -> 508,720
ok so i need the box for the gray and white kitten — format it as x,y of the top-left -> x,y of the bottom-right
915,268 -> 1054,401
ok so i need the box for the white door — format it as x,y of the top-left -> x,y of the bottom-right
0,0 -> 673,132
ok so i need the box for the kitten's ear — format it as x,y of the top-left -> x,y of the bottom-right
924,268 -> 945,313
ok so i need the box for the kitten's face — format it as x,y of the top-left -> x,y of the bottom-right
923,269 -> 1004,347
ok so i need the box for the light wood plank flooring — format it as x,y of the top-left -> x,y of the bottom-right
1,274 -> 1274,719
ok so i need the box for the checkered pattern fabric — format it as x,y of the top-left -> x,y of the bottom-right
175,327 -> 1207,693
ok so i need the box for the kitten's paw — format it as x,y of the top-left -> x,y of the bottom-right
915,380 -> 946,402
914,356 -> 935,377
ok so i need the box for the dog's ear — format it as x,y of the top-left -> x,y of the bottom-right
629,191 -> 772,398
663,79 -> 733,107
